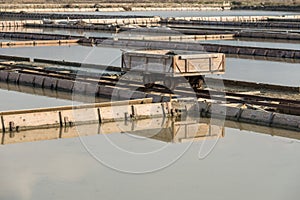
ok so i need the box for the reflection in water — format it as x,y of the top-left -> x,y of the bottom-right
0,88 -> 75,111
1,124 -> 299,200
0,82 -> 110,111
126,118 -> 224,143
1,117 -> 224,145
2,116 -> 300,146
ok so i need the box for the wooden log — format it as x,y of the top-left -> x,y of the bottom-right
0,70 -> 9,83
56,79 -> 74,92
7,72 -> 20,83
18,73 -> 35,86
43,77 -> 58,90
33,76 -> 45,87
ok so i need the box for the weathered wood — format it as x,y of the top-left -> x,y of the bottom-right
0,100 -> 153,132
18,74 -> 36,86
1,118 -> 225,145
7,72 -> 20,83
1,99 -> 300,133
3,115 -> 300,145
133,103 -> 166,119
56,79 -> 74,92
0,71 -> 9,82
122,50 -> 225,77
0,54 -> 30,62
0,39 -> 79,48
99,105 -> 132,122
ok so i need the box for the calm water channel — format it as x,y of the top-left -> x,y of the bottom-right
0,123 -> 299,200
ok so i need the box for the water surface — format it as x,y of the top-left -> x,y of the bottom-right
209,58 -> 300,86
0,89 -> 74,111
0,125 -> 299,200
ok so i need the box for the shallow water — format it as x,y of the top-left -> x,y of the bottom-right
0,89 -> 74,111
0,123 -> 299,200
209,58 -> 300,86
0,39 -> 14,42
0,45 -> 123,66
0,82 -> 114,111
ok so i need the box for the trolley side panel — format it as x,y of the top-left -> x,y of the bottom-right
173,54 -> 225,75
122,53 -> 173,74
122,52 -> 225,76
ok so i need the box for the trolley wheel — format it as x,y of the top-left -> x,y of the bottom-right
164,77 -> 176,90
143,74 -> 154,88
189,77 -> 204,89
197,79 -> 204,89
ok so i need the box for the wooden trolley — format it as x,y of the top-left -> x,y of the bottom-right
121,50 -> 225,90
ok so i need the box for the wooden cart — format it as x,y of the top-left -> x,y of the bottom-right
121,50 -> 225,89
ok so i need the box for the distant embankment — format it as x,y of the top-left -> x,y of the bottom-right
232,5 -> 300,12
0,2 -> 231,13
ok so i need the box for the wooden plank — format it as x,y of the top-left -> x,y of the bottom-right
60,107 -> 99,126
179,53 -> 221,59
0,99 -> 152,116
133,103 -> 165,119
99,105 -> 132,122
1,110 -> 61,131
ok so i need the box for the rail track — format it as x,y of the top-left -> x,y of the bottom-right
1,61 -> 299,116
